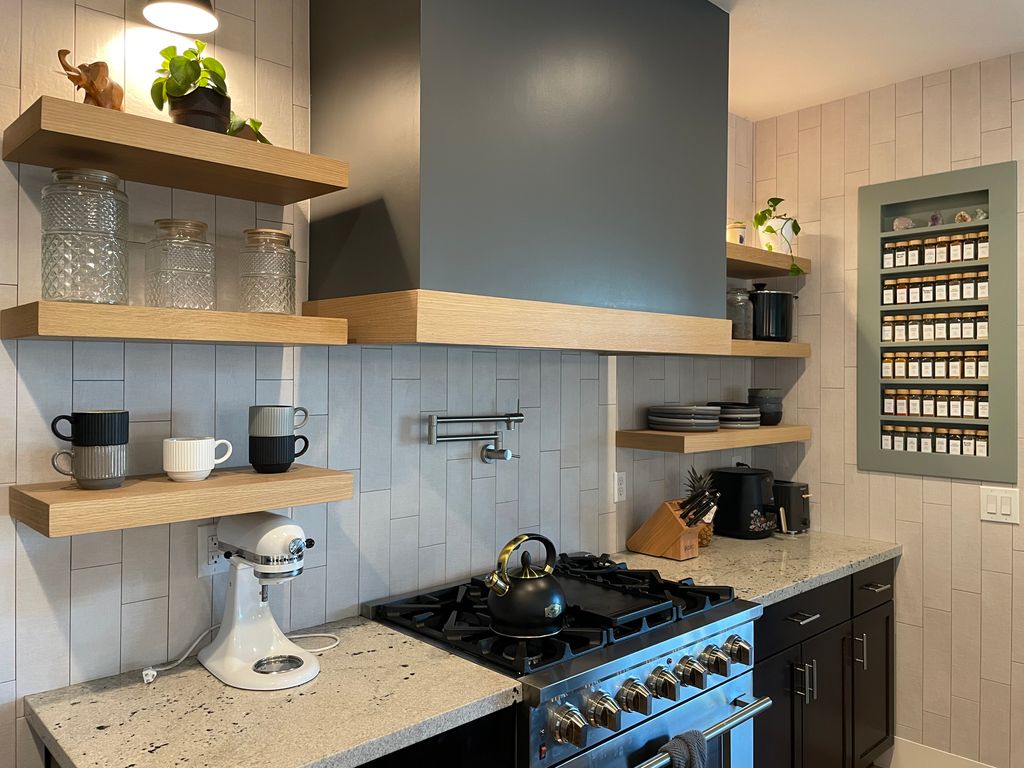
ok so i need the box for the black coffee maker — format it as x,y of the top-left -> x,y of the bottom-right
773,481 -> 811,534
709,464 -> 777,539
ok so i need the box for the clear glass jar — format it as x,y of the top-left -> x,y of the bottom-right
881,425 -> 895,451
881,352 -> 895,379
907,314 -> 922,341
978,350 -> 989,379
976,310 -> 989,339
963,390 -> 977,417
41,168 -> 129,304
976,430 -> 989,457
145,219 -> 215,310
921,314 -> 936,341
907,239 -> 922,266
908,352 -> 922,378
892,315 -> 908,343
934,275 -> 949,302
935,428 -> 949,453
961,272 -> 977,300
908,277 -> 922,304
920,351 -> 935,378
934,313 -> 949,340
949,234 -> 964,262
882,279 -> 897,305
893,426 -> 907,451
920,427 -> 934,453
726,289 -> 754,339
906,427 -> 919,452
882,242 -> 895,269
894,241 -> 908,268
963,232 -> 978,260
936,390 -> 950,417
895,389 -> 910,416
894,352 -> 908,379
963,351 -> 978,379
948,429 -> 963,455
948,350 -> 964,379
895,277 -> 910,305
240,228 -> 296,315
922,389 -> 937,416
978,390 -> 990,418
977,270 -> 989,299
948,312 -> 963,340
977,230 -> 989,260
962,430 -> 976,456
908,389 -> 922,415
921,275 -> 936,303
934,352 -> 948,379
935,236 -> 950,263
924,238 -> 937,264
883,388 -> 897,415
961,311 -> 975,339
881,316 -> 895,343
948,273 -> 963,302
949,389 -> 964,417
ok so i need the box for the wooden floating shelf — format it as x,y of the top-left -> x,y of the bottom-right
730,339 -> 811,358
10,464 -> 354,537
615,424 -> 812,454
304,289 -> 733,355
726,242 -> 811,279
1,302 -> 348,346
3,97 -> 348,205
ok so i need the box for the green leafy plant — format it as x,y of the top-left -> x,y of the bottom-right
753,197 -> 804,275
150,40 -> 227,111
228,112 -> 271,143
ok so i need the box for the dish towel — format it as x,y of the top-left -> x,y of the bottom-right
657,729 -> 708,768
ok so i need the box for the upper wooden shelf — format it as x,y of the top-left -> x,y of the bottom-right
730,339 -> 811,358
3,97 -> 348,205
726,242 -> 811,279
616,424 -> 812,454
10,464 -> 354,537
1,302 -> 349,346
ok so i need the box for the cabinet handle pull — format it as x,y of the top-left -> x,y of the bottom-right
854,633 -> 868,671
795,663 -> 811,704
785,611 -> 821,626
810,660 -> 818,701
860,582 -> 891,594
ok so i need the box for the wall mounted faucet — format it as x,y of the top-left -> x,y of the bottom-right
426,408 -> 525,463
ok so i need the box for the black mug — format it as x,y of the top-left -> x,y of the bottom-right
52,411 -> 129,447
249,435 -> 308,474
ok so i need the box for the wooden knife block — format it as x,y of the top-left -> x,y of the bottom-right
626,498 -> 702,561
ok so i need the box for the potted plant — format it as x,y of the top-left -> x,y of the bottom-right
753,197 -> 804,275
151,40 -> 230,133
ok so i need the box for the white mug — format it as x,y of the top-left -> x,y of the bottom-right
163,437 -> 233,482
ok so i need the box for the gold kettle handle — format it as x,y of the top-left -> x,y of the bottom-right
484,533 -> 557,596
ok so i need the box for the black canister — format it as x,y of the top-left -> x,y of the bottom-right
749,283 -> 796,342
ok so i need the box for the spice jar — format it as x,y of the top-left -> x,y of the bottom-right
893,426 -> 907,451
934,274 -> 949,302
908,352 -> 922,378
881,352 -> 896,379
921,275 -> 936,303
920,427 -> 935,453
883,388 -> 897,415
963,232 -> 978,260
962,429 -> 976,456
881,316 -> 895,343
961,311 -> 976,339
907,314 -> 922,341
948,429 -> 963,455
948,273 -> 963,302
936,389 -> 950,417
894,351 -> 908,379
908,277 -> 922,304
948,312 -> 963,340
978,350 -> 989,379
935,236 -> 950,263
934,313 -> 949,340
977,270 -> 989,299
934,352 -> 949,379
881,425 -> 895,451
908,388 -> 923,415
978,390 -> 990,418
977,230 -> 989,260
948,350 -> 964,379
882,279 -> 897,305
921,314 -> 936,340
924,238 -> 938,264
964,351 -> 979,379
963,390 -> 977,418
882,242 -> 896,269
906,427 -> 920,452
961,271 -> 977,300
894,241 -> 909,268
949,233 -> 965,262
895,389 -> 910,415
907,239 -> 922,266
976,310 -> 989,339
976,430 -> 989,457
921,351 -> 935,378
949,389 -> 964,417
895,277 -> 910,304
892,315 -> 908,342
922,389 -> 937,416
935,428 -> 949,453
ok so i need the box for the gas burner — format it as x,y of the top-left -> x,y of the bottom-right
556,551 -> 624,576
501,641 -> 545,666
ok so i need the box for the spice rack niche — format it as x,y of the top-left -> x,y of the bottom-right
857,163 -> 1016,482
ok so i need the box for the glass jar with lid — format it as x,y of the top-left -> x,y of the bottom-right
978,350 -> 989,379
907,239 -> 923,266
963,232 -> 978,260
881,352 -> 896,379
882,242 -> 896,269
920,427 -> 935,453
976,430 -> 989,457
883,388 -> 897,415
881,316 -> 895,342
936,390 -> 951,417
934,313 -> 949,340
964,351 -> 979,379
895,389 -> 910,415
894,351 -> 908,379
924,238 -> 938,264
962,430 -> 976,456
934,274 -> 949,302
948,273 -> 963,301
961,271 -> 977,300
948,350 -> 964,379
921,275 -> 936,303
977,270 -> 989,298
894,241 -> 908,268
908,388 -> 923,415
921,314 -> 936,340
892,315 -> 908,342
961,311 -> 976,339
922,389 -> 937,416
882,279 -> 897,305
934,351 -> 949,379
963,390 -> 977,418
948,429 -> 963,455
893,426 -> 907,451
881,425 -> 895,451
935,428 -> 949,453
948,312 -> 963,340
895,277 -> 910,304
949,389 -> 964,417
907,314 -> 922,341
976,310 -> 989,339
908,277 -> 922,304
935,236 -> 950,263
41,168 -> 129,305
239,228 -> 296,315
906,426 -> 920,452
978,389 -> 990,418
920,351 -> 935,378
949,234 -> 965,262
977,230 -> 989,260
726,289 -> 754,339
144,219 -> 216,310
908,352 -> 922,378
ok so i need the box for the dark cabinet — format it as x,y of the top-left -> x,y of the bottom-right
753,561 -> 895,768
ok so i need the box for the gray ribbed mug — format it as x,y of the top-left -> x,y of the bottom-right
248,405 -> 309,437
52,444 -> 127,490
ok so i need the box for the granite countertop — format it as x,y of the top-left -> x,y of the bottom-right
26,532 -> 900,768
25,617 -> 520,768
614,530 -> 902,605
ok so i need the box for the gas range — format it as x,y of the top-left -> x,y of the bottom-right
368,553 -> 766,768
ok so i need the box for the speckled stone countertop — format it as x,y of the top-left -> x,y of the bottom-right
615,531 -> 901,606
24,617 -> 520,768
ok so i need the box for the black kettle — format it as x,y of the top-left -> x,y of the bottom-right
484,533 -> 567,638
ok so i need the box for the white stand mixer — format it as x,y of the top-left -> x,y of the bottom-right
199,511 -> 320,691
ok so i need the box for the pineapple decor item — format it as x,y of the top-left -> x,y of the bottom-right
686,467 -> 716,548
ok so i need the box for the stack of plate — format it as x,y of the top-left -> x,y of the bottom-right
709,402 -> 762,429
646,405 -> 720,432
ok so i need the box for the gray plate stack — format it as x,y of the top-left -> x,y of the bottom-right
646,405 -> 721,432
710,402 -> 762,429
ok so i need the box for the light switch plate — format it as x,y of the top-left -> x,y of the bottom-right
980,485 -> 1020,524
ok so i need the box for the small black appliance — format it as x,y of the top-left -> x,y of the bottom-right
773,480 -> 811,534
709,463 -> 777,539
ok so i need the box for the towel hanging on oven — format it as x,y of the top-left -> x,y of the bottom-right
658,729 -> 708,768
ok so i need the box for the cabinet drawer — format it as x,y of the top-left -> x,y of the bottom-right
852,559 -> 895,616
756,576 -> 851,659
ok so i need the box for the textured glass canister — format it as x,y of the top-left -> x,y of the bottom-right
145,219 -> 216,310
239,228 -> 295,314
41,169 -> 129,304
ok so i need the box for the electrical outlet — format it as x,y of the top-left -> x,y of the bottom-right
197,524 -> 229,578
613,471 -> 626,503
980,485 -> 1020,525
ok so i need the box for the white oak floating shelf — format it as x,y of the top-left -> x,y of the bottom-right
10,464 -> 354,538
3,97 -> 348,205
726,242 -> 812,279
0,302 -> 349,346
615,424 -> 812,454
730,339 -> 811,358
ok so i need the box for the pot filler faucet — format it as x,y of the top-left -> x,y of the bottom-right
427,406 -> 525,463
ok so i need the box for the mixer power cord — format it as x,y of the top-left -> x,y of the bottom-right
142,626 -> 341,684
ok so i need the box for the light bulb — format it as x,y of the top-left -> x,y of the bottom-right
143,0 -> 218,34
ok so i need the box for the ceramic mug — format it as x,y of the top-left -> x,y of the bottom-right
249,435 -> 308,474
248,405 -> 310,437
51,410 -> 129,446
163,437 -> 233,482
52,444 -> 127,490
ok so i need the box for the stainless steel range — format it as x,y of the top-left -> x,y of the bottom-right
368,551 -> 770,768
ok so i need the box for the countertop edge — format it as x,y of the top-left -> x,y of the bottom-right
24,706 -> 77,768
751,543 -> 903,606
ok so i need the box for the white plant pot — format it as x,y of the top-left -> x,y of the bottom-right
758,217 -> 795,254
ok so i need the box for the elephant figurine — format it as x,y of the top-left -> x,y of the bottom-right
57,49 -> 124,111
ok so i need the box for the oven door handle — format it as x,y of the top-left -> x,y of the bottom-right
634,696 -> 773,768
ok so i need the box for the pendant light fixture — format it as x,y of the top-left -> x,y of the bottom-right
143,0 -> 219,34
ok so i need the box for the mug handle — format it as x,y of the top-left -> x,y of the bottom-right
213,439 -> 233,465
294,407 -> 309,430
293,435 -> 309,458
51,450 -> 74,477
51,415 -> 73,442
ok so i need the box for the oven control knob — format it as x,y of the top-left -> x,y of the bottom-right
550,704 -> 588,747
616,678 -> 653,715
674,656 -> 709,689
646,665 -> 681,701
699,645 -> 731,677
723,634 -> 753,666
584,690 -> 622,731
